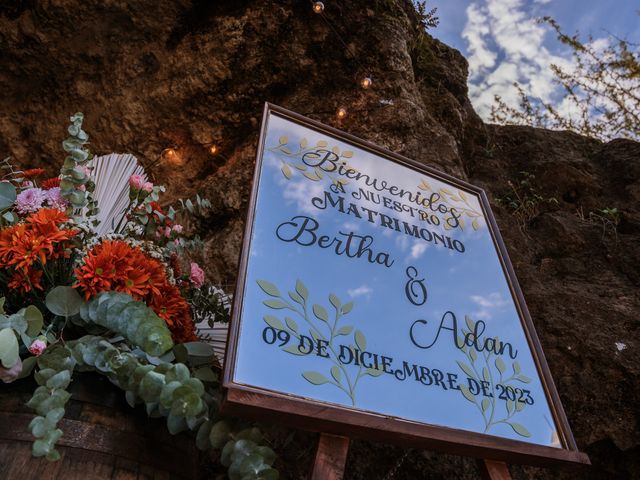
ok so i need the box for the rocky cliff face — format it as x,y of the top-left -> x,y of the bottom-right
0,1 -> 638,478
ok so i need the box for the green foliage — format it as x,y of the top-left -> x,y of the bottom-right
414,1 -> 439,31
177,194 -> 212,217
24,335 -> 278,478
26,344 -> 75,461
45,286 -> 83,318
491,16 -> 639,141
257,278 -> 382,406
60,112 -> 98,224
0,180 -> 16,211
496,171 -> 558,228
0,176 -> 17,227
79,292 -> 173,356
0,300 -> 45,368
456,316 -> 531,437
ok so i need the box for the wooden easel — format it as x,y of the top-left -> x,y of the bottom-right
310,433 -> 512,480
310,434 -> 350,480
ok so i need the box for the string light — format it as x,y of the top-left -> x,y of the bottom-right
162,147 -> 182,165
360,77 -> 372,89
312,2 -> 325,14
336,107 -> 347,119
209,144 -> 218,155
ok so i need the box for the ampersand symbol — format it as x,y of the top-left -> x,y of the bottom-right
405,266 -> 427,306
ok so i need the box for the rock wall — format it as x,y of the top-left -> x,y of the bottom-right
0,1 -> 638,478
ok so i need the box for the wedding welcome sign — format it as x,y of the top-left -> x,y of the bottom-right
223,104 -> 588,467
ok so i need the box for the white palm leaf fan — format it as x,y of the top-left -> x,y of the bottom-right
87,153 -> 146,237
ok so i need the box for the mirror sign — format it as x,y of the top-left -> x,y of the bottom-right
222,103 -> 590,475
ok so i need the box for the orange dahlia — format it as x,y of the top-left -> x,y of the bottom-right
0,208 -> 76,293
22,168 -> 46,179
41,177 -> 61,190
150,284 -> 197,343
74,240 -> 197,343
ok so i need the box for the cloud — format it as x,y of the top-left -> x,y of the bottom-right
410,241 -> 428,259
347,285 -> 372,298
462,0 -> 573,119
470,292 -> 509,320
281,174 -> 326,215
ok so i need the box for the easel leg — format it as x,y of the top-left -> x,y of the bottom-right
310,433 -> 350,480
477,459 -> 512,480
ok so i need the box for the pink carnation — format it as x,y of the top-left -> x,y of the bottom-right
142,182 -> 154,193
129,174 -> 145,190
45,187 -> 68,210
28,339 -> 47,356
172,224 -> 184,234
190,262 -> 205,288
164,226 -> 172,238
15,187 -> 46,214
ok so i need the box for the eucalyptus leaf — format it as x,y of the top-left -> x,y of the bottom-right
302,371 -> 330,385
336,326 -> 353,336
517,375 -> 532,384
17,356 -> 38,379
341,302 -> 353,314
25,306 -> 44,337
330,366 -> 341,383
263,315 -> 284,331
0,328 -> 19,368
460,384 -> 476,403
312,304 -> 328,323
0,181 -> 16,210
508,422 -> 532,437
196,420 -> 213,450
329,294 -> 341,310
295,279 -> 308,301
284,317 -> 298,333
45,286 -> 83,317
183,342 -> 215,357
465,315 -> 475,331
513,361 -> 521,374
495,357 -> 506,374
263,300 -> 288,310
354,330 -> 366,350
209,420 -> 231,448
256,280 -> 281,297
456,360 -> 476,380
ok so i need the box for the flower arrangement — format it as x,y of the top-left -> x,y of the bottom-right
0,114 -> 278,480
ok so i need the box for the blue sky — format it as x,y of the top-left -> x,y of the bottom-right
429,0 -> 640,120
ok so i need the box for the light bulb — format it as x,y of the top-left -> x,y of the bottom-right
336,107 -> 347,119
209,144 -> 218,155
361,77 -> 372,89
312,2 -> 325,14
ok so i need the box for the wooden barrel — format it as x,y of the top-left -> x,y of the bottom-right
0,372 -> 199,479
